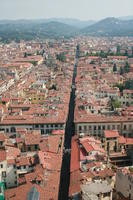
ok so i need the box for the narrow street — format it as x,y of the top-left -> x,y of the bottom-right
58,45 -> 79,200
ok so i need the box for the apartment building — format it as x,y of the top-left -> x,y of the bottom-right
75,116 -> 133,138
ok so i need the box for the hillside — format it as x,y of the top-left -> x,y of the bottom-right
82,17 -> 133,36
1,17 -> 133,42
0,20 -> 78,42
50,18 -> 96,28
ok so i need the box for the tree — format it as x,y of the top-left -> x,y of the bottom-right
107,48 -> 111,54
90,60 -> 95,64
109,97 -> 121,111
99,50 -> 107,58
86,52 -> 89,57
132,46 -> 133,57
124,50 -> 129,57
117,45 -> 120,54
120,67 -> 124,75
108,97 -> 114,111
115,79 -> 133,92
115,83 -> 125,93
124,62 -> 130,73
56,53 -> 66,62
31,61 -> 37,66
113,99 -> 121,109
24,52 -> 27,58
125,79 -> 133,90
113,63 -> 117,72
42,49 -> 45,55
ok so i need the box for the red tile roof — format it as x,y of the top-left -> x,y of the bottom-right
104,130 -> 119,138
16,156 -> 34,167
69,170 -> 81,197
119,136 -> 126,144
81,141 -> 94,153
6,146 -> 21,159
126,138 -> 133,145
0,133 -> 7,142
25,133 -> 40,146
70,137 -> 80,172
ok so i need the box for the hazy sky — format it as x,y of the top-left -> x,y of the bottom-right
0,0 -> 133,20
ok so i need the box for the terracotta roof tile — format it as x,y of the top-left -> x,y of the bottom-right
104,130 -> 119,138
70,137 -> 80,172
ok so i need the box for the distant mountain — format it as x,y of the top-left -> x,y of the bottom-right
0,18 -> 96,28
1,17 -> 133,42
48,18 -> 96,28
0,20 -> 78,42
82,17 -> 133,36
119,16 -> 133,20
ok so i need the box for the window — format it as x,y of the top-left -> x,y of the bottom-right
112,125 -> 115,130
2,171 -> 6,178
17,166 -> 21,170
0,164 -> 3,168
124,125 -> 127,130
84,126 -> 87,131
107,125 -> 110,130
28,146 -> 31,151
14,181 -> 17,185
94,126 -> 97,130
102,125 -> 105,130
89,126 -> 92,130
35,124 -> 39,128
11,127 -> 16,133
6,128 -> 9,133
98,126 -> 101,130
117,125 -> 120,130
79,126 -> 82,131
129,125 -> 132,130
41,129 -> 44,135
